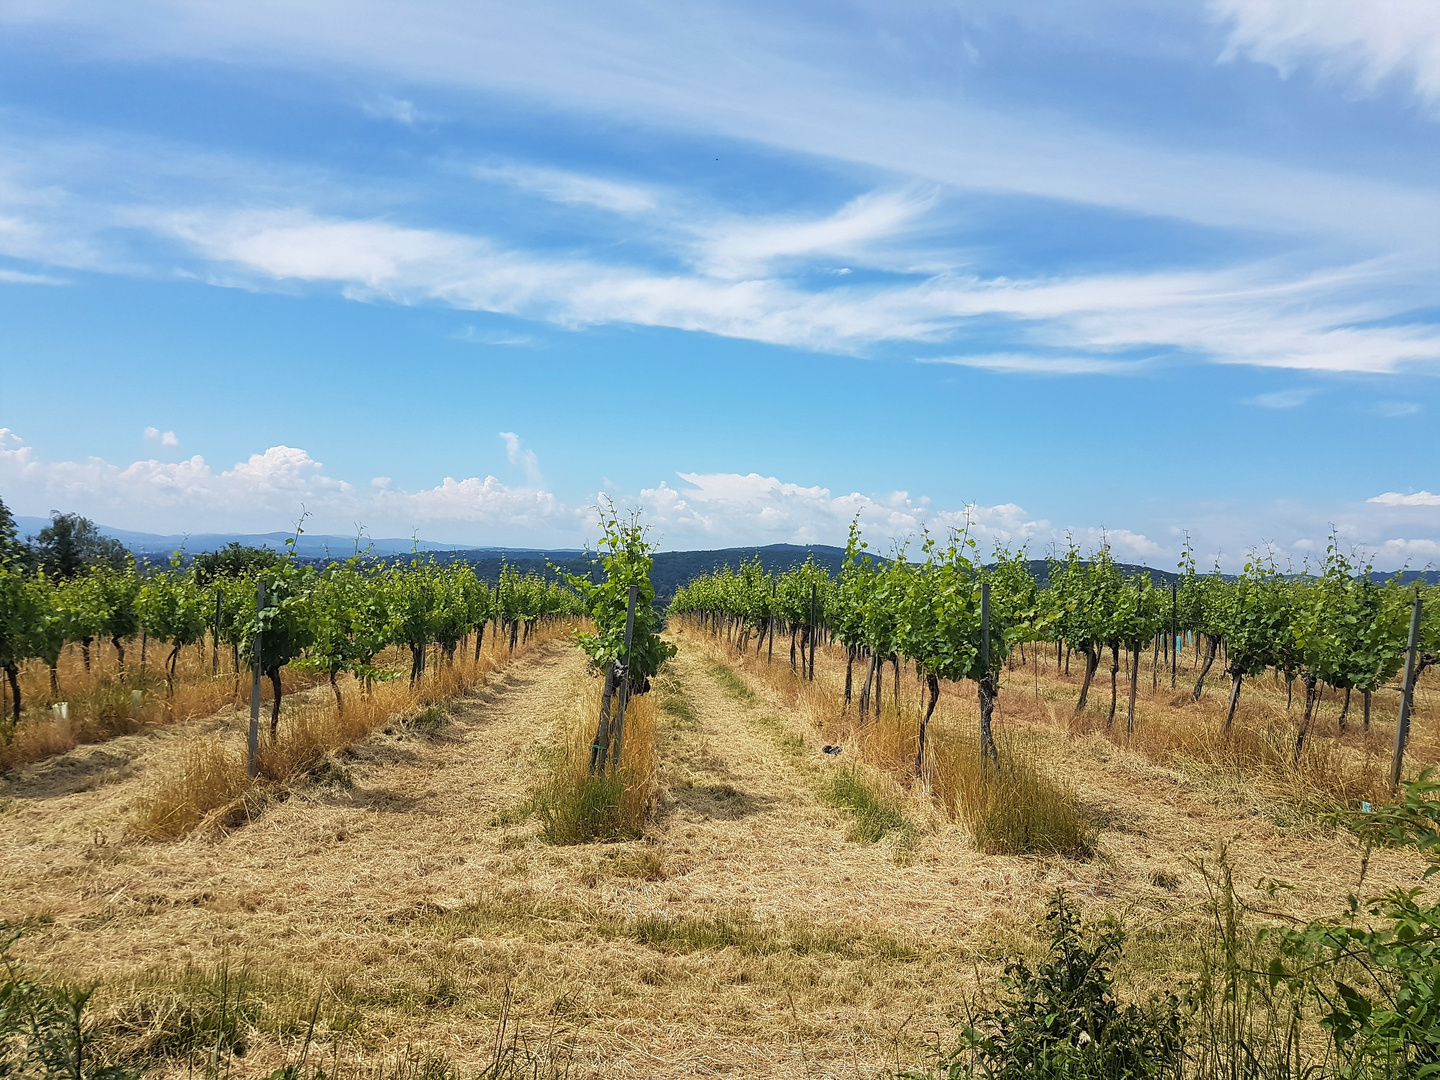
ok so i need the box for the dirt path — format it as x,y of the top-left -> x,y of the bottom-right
1,643 -> 591,972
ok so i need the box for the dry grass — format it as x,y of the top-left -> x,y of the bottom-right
671,620 -> 1438,824
133,619 -> 583,839
133,739 -> 253,838
1,641 -> 325,770
931,729 -> 1096,857
534,665 -> 661,843
673,620 -> 1095,855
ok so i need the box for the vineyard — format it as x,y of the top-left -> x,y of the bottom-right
1,508 -> 1439,1079
670,528 -> 1438,792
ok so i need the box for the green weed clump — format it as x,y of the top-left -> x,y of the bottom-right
823,767 -> 912,844
1,930 -> 141,1080
533,774 -> 639,845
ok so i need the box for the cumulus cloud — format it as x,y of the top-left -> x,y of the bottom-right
626,471 -> 1163,561
0,428 -> 565,541
1378,537 -> 1440,560
3,430 -> 1434,567
144,426 -> 180,447
1369,490 -> 1440,507
1212,0 -> 1440,111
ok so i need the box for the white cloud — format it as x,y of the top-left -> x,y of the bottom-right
361,94 -> 426,125
926,353 -> 1147,376
472,162 -> 659,215
143,426 -> 180,447
1212,0 -> 1440,111
0,267 -> 65,285
135,205 -> 1440,373
1245,388 -> 1315,408
498,431 -> 542,485
453,325 -> 534,346
3,430 -> 1434,568
1379,537 -> 1440,560
627,471 -> 1162,561
1369,490 -> 1440,507
694,189 -> 937,279
11,0 -> 1440,253
0,428 -> 565,541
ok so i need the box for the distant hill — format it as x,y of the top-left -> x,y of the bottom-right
11,517 -> 583,562
13,517 -> 1436,592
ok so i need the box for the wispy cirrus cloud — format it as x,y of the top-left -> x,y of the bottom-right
1211,0 -> 1440,112
925,353 -> 1148,376
1245,388 -> 1315,409
472,162 -> 659,215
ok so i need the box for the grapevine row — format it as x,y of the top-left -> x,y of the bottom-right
670,525 -> 1439,773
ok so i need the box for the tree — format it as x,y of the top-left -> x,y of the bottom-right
0,495 -> 28,566
89,563 -> 141,672
30,513 -> 126,579
1049,546 -> 1124,715
191,543 -> 283,585
1111,574 -> 1167,736
1215,554 -> 1292,736
1176,544 -> 1228,701
386,560 -> 441,685
303,559 -> 392,712
25,573 -> 86,698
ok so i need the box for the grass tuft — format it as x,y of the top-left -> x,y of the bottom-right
533,667 -> 660,845
134,739 -> 252,838
534,773 -> 639,845
934,734 -> 1097,858
822,766 -> 913,844
706,662 -> 757,702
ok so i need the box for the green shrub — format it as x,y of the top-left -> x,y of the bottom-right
905,893 -> 1182,1080
1,930 -> 140,1080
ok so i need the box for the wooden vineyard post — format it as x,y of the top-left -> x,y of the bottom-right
213,588 -> 223,676
610,584 -> 640,774
1170,581 -> 1178,690
1390,589 -> 1423,792
768,581 -> 776,664
247,578 -> 264,778
978,582 -> 998,766
981,581 -> 990,672
808,582 -> 817,681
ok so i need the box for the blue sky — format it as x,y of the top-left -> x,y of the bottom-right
1,0 -> 1439,568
